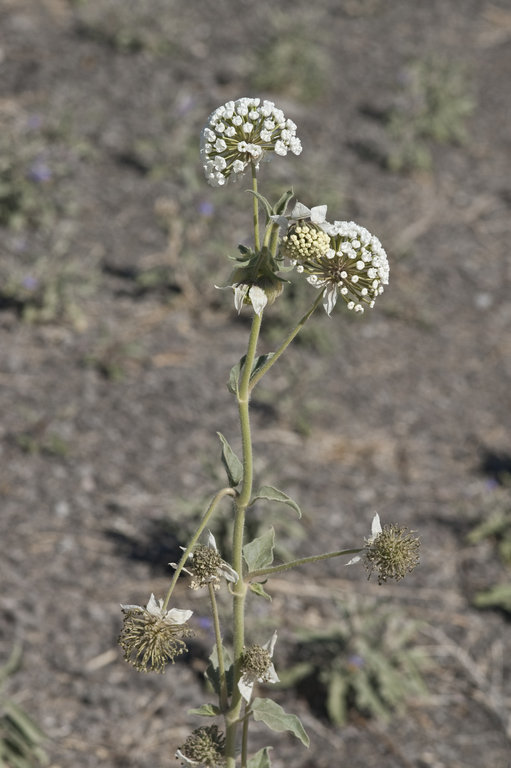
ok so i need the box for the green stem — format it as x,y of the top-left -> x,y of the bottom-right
248,547 -> 363,580
249,291 -> 324,392
208,583 -> 228,712
251,164 -> 261,252
225,311 -> 263,768
162,486 -> 236,611
240,705 -> 250,768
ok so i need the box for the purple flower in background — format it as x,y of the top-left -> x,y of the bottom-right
28,161 -> 52,183
26,114 -> 43,131
22,275 -> 39,291
198,200 -> 214,217
347,654 -> 365,671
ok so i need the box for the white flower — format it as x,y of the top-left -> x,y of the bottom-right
238,631 -> 280,703
201,97 -> 302,187
120,593 -> 193,625
119,594 -> 194,672
346,513 -> 382,566
234,283 -> 268,316
295,219 -> 390,315
271,202 -> 329,235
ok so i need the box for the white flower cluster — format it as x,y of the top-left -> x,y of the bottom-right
315,220 -> 389,314
279,205 -> 389,315
201,97 -> 302,187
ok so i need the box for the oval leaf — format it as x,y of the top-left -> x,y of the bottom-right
251,698 -> 309,747
247,746 -> 273,768
188,703 -> 221,717
250,485 -> 301,518
217,432 -> 243,487
243,528 -> 275,572
249,582 -> 272,601
227,356 -> 245,395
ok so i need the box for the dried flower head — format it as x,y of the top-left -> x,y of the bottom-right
176,725 -> 226,768
201,98 -> 302,187
238,631 -> 279,703
348,514 -> 420,584
118,594 -> 193,673
174,532 -> 238,590
293,218 -> 389,315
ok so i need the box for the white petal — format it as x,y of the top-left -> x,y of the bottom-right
371,513 -> 382,538
322,284 -> 338,315
290,202 -> 311,220
219,562 -> 239,583
248,285 -> 268,316
146,593 -> 163,615
265,661 -> 280,685
207,530 -> 218,551
238,676 -> 255,703
346,555 -> 361,566
120,603 -> 143,613
234,284 -> 249,313
264,630 -> 278,658
166,607 -> 193,624
310,205 -> 328,224
176,749 -> 199,766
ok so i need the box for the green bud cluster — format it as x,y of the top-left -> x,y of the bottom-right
282,223 -> 331,262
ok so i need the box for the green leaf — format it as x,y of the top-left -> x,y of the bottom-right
251,698 -> 309,747
272,188 -> 294,216
205,645 -> 233,697
249,353 -> 275,384
250,485 -> 301,518
325,670 -> 349,725
243,528 -> 275,572
247,746 -> 273,768
227,356 -> 245,395
249,582 -> 272,601
247,189 -> 273,221
217,432 -> 243,487
188,704 -> 221,717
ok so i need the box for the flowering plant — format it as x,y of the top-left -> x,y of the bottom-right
119,97 -> 419,768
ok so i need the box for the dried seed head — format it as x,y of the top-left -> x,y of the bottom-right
240,644 -> 273,680
364,524 -> 420,584
176,725 -> 226,767
118,595 -> 193,673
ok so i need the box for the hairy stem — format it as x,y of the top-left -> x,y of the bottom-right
248,547 -> 363,580
208,583 -> 228,712
225,311 -> 263,768
162,486 -> 236,611
249,290 -> 324,391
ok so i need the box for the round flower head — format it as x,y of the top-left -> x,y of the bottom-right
293,219 -> 389,315
176,725 -> 225,768
118,594 -> 193,673
201,98 -> 302,187
238,631 -> 279,703
172,531 -> 238,590
347,514 -> 420,585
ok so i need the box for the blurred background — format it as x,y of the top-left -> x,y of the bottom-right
1,1 -> 510,766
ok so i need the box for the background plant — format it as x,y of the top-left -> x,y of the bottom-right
386,55 -> 475,172
0,648 -> 47,768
